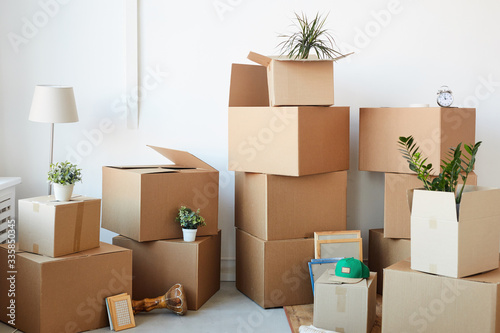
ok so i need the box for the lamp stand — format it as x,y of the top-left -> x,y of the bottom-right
49,123 -> 54,195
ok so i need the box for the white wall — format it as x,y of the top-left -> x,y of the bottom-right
1,0 -> 500,280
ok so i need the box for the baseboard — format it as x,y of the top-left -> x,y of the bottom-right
221,257 -> 235,282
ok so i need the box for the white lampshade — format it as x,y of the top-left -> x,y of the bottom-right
29,85 -> 79,123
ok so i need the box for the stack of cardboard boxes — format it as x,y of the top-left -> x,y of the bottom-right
102,145 -> 222,311
229,52 -> 350,308
0,195 -> 133,333
359,106 -> 477,293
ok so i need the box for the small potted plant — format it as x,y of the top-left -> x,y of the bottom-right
47,161 -> 82,201
176,206 -> 206,242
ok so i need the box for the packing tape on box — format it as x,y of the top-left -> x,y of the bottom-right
429,264 -> 438,274
32,203 -> 39,213
336,328 -> 345,333
32,243 -> 39,254
73,202 -> 85,252
336,287 -> 346,313
428,219 -> 438,230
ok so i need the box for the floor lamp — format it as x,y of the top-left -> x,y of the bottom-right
28,85 -> 79,195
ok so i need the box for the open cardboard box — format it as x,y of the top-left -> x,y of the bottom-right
228,63 -> 349,177
18,195 -> 101,257
384,172 -> 477,239
408,185 -> 500,278
313,270 -> 377,333
235,171 -> 346,240
102,145 -> 219,242
0,242 -> 132,333
359,107 -> 476,174
246,51 -> 346,106
383,259 -> 500,333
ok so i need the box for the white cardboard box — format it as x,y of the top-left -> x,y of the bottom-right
313,270 -> 377,333
409,185 -> 500,278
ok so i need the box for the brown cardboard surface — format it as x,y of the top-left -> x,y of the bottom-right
382,259 -> 500,333
228,106 -> 349,176
368,229 -> 410,294
235,228 -> 314,308
112,231 -> 221,310
102,146 -> 219,242
410,185 -> 500,278
313,271 -> 377,332
359,107 -> 476,174
384,172 -> 477,239
0,242 -> 132,333
235,171 -> 346,240
246,52 -> 335,106
18,195 -> 101,257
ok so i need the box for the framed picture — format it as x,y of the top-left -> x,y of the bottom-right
314,230 -> 363,261
308,257 -> 343,293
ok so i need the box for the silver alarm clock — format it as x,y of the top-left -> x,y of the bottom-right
437,85 -> 453,107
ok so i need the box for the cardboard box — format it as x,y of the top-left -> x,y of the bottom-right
409,185 -> 500,278
246,51 -> 336,106
228,65 -> 349,176
235,171 -> 347,240
0,242 -> 132,333
368,229 -> 410,294
384,172 -> 477,239
236,228 -> 314,308
112,231 -> 221,310
18,195 -> 101,257
313,270 -> 377,333
359,107 -> 476,174
102,145 -> 219,242
383,259 -> 500,333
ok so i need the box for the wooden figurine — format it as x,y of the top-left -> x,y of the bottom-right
131,283 -> 187,315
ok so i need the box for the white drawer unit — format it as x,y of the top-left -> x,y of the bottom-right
0,177 -> 21,244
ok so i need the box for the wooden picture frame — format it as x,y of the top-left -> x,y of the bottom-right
314,230 -> 363,261
106,293 -> 136,331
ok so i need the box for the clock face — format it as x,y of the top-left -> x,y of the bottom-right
437,92 -> 453,107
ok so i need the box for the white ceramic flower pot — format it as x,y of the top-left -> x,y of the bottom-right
53,183 -> 74,201
182,228 -> 197,242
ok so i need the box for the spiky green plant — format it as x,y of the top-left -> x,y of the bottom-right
398,135 -> 481,204
278,12 -> 345,60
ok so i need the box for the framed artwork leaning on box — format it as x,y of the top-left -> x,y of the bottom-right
314,230 -> 363,261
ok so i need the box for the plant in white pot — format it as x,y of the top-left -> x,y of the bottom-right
397,135 -> 500,278
176,206 -> 206,242
47,161 -> 82,201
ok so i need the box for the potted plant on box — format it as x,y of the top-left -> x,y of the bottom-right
176,206 -> 206,242
397,135 -> 481,204
277,12 -> 346,60
47,161 -> 82,201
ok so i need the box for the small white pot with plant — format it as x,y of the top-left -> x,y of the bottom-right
47,161 -> 82,201
176,206 -> 206,242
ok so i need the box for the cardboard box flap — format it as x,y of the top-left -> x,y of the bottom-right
229,64 -> 269,107
147,145 -> 216,171
107,165 -> 193,170
459,185 -> 500,221
410,189 -> 457,221
247,51 -> 353,64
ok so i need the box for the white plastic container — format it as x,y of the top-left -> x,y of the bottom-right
0,177 -> 22,243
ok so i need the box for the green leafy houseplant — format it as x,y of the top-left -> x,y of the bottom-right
398,135 -> 481,204
277,12 -> 345,60
47,161 -> 82,185
176,206 -> 206,230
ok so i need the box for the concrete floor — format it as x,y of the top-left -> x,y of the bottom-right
0,282 -> 291,333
